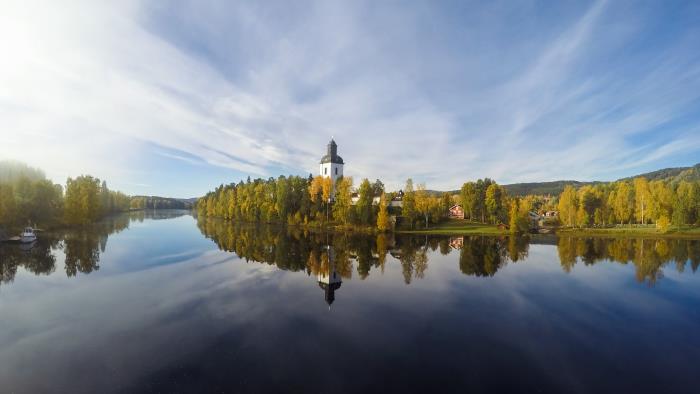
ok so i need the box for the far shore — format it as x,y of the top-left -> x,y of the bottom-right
397,219 -> 700,239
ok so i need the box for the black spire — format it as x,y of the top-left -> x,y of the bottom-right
318,281 -> 342,306
320,138 -> 344,164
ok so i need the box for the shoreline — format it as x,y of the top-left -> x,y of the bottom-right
196,215 -> 700,239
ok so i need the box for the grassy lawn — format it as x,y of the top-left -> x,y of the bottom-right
556,225 -> 700,239
397,219 -> 504,235
397,220 -> 700,238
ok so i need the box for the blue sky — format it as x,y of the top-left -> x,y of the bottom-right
1,0 -> 699,197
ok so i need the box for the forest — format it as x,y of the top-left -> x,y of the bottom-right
197,170 -> 700,234
0,161 -> 129,229
3,158 -> 699,234
556,178 -> 700,230
129,196 -> 192,210
195,175 -> 459,229
195,174 -> 518,231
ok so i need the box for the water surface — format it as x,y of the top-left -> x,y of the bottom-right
1,211 -> 699,393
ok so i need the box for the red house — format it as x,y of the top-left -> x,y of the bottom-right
448,204 -> 465,219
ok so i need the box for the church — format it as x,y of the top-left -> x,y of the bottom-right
319,139 -> 344,183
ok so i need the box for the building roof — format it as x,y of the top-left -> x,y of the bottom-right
320,139 -> 344,164
318,281 -> 341,305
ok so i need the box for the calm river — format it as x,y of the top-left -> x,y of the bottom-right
1,210 -> 699,393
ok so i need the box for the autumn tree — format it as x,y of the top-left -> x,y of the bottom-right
64,175 -> 102,225
613,182 -> 634,225
558,185 -> 578,227
402,178 -> 417,228
333,177 -> 353,224
377,193 -> 391,231
485,183 -> 505,224
633,177 -> 651,224
509,198 -> 530,234
415,183 -> 432,228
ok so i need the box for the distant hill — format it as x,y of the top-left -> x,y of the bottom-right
501,163 -> 700,196
502,181 -> 602,196
617,163 -> 700,182
130,195 -> 194,209
671,164 -> 700,183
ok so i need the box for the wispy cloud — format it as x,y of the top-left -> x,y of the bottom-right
1,0 -> 699,195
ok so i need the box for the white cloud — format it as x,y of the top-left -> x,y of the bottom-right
1,0 -> 699,195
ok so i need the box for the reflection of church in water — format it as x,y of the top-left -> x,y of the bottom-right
317,245 -> 342,308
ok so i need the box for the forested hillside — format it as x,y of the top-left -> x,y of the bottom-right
130,196 -> 193,210
502,163 -> 700,196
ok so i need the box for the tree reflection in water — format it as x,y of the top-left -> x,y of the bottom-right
0,210 -> 185,287
198,218 -> 700,289
557,236 -> 700,286
0,237 -> 59,286
2,213 -> 699,293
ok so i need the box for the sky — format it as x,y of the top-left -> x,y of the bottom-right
1,0 -> 699,197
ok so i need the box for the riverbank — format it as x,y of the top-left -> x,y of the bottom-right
396,220 -> 700,239
556,225 -> 700,239
397,220 -> 505,235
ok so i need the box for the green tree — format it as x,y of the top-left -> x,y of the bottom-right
415,183 -> 431,228
0,184 -> 16,226
460,182 -> 477,221
356,178 -> 374,225
508,199 -> 530,234
371,179 -> 385,198
64,175 -> 102,225
440,192 -> 453,221
485,183 -> 504,224
402,179 -> 416,228
275,176 -> 290,221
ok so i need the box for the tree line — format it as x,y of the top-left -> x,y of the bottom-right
557,178 -> 700,230
196,175 -> 386,227
129,196 -> 191,210
195,173 -> 540,232
0,161 -> 129,229
195,175 -> 470,230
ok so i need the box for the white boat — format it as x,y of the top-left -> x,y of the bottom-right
20,227 -> 37,243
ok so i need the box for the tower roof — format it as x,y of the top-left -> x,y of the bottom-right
320,139 -> 344,164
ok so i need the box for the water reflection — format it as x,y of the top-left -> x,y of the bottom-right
2,212 -> 699,393
2,213 -> 699,291
0,238 -> 58,285
0,210 -> 187,287
557,236 -> 700,285
316,244 -> 342,306
197,218 -> 700,290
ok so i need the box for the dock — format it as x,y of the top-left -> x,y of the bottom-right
1,236 -> 22,243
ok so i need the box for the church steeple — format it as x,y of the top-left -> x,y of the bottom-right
320,139 -> 344,165
327,139 -> 337,158
317,244 -> 342,308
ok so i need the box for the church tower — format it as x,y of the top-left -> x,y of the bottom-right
317,245 -> 342,308
319,139 -> 344,185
